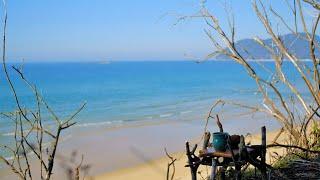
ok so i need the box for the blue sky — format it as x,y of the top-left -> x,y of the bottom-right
0,0 -> 316,62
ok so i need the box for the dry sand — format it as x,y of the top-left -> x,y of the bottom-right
0,113 -> 283,180
93,128 -> 288,180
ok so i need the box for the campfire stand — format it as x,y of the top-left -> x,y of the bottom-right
186,126 -> 267,180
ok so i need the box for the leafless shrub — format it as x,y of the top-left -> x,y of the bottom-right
0,1 -> 86,179
198,0 -> 320,150
57,151 -> 91,180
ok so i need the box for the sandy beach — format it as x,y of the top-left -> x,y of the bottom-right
94,127 -> 288,180
69,112 -> 279,179
0,112 -> 282,180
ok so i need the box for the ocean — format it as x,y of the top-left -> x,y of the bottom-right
0,60 -> 307,147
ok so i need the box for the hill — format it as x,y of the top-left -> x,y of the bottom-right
216,33 -> 320,59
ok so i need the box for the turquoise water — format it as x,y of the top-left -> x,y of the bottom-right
0,61 -> 307,140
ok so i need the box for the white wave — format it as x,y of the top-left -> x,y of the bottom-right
160,113 -> 173,118
2,130 -> 32,137
2,132 -> 15,136
180,110 -> 192,114
2,156 -> 14,161
76,120 -> 123,127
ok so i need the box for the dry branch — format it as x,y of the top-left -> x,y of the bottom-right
0,1 -> 87,179
165,148 -> 176,180
199,0 -> 320,150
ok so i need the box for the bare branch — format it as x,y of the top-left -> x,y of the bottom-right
303,0 -> 320,10
165,148 -> 176,180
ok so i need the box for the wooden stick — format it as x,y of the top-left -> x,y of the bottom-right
272,127 -> 284,144
261,126 -> 267,180
210,158 -> 217,180
267,143 -> 320,154
186,142 -> 199,180
202,132 -> 211,150
216,114 -> 223,132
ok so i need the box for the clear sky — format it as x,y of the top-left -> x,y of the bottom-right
0,0 -> 316,62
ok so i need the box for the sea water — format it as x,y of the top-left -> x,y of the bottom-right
0,60 -> 308,149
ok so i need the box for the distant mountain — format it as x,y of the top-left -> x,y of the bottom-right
216,33 -> 320,59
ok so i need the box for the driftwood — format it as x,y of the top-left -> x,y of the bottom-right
185,142 -> 200,180
215,114 -> 223,133
202,132 -> 211,150
187,126 -> 268,180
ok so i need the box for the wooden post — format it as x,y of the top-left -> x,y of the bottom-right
210,158 -> 217,180
235,135 -> 245,180
186,142 -> 199,180
216,114 -> 224,132
203,132 -> 211,150
238,135 -> 245,159
235,164 -> 242,180
219,166 -> 226,180
261,126 -> 267,180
